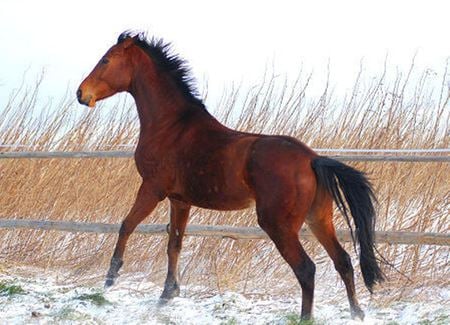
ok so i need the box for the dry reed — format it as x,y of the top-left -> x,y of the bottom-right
0,64 -> 448,303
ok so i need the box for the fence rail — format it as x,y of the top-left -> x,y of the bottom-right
1,149 -> 448,246
0,150 -> 449,162
0,219 -> 448,246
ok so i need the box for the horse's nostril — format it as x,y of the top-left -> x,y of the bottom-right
76,89 -> 82,99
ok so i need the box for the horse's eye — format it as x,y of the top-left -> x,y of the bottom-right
101,57 -> 110,65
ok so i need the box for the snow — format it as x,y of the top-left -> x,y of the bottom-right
0,273 -> 448,324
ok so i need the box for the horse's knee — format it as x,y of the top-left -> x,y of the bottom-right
119,221 -> 132,236
167,237 -> 182,254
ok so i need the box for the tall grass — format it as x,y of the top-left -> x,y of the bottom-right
0,64 -> 448,302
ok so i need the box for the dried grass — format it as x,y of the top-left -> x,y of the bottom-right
0,64 -> 448,302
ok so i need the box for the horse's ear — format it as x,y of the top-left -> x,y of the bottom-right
122,38 -> 134,49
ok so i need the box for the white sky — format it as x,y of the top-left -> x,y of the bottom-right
0,0 -> 449,109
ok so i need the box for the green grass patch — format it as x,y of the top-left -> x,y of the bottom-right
418,321 -> 432,325
220,317 -> 238,325
55,306 -> 91,321
75,291 -> 111,307
434,314 -> 450,325
0,281 -> 25,296
418,315 -> 449,325
282,312 -> 322,325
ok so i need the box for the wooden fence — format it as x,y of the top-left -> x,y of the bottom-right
0,219 -> 449,246
0,149 -> 449,162
0,149 -> 448,246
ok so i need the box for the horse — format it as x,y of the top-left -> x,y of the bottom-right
77,31 -> 384,320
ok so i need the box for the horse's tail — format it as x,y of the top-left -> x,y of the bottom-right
311,156 -> 384,293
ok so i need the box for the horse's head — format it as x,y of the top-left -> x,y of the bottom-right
77,36 -> 136,108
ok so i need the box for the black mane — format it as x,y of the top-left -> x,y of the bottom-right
118,31 -> 204,107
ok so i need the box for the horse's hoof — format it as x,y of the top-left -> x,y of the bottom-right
300,314 -> 312,321
157,297 -> 171,306
159,283 -> 180,301
104,278 -> 115,289
351,307 -> 365,321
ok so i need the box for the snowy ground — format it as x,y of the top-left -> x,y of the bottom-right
0,273 -> 448,325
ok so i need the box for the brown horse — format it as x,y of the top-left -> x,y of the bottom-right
77,32 -> 383,320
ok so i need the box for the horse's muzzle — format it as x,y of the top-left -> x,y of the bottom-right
76,88 -> 93,107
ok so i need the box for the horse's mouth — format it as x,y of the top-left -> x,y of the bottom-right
77,93 -> 96,108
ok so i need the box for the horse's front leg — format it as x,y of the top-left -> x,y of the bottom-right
105,181 -> 161,288
160,199 -> 191,301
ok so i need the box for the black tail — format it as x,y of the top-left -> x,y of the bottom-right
312,156 -> 384,293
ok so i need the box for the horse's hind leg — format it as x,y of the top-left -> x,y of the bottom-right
105,181 -> 160,288
257,209 -> 316,320
307,191 -> 365,320
160,199 -> 191,301
255,185 -> 316,320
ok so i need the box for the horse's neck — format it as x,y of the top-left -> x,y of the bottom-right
131,70 -> 189,129
130,67 -> 221,143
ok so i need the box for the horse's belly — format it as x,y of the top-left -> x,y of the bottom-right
193,193 -> 255,211
170,182 -> 255,211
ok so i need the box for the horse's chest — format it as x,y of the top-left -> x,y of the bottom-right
134,148 -> 173,179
